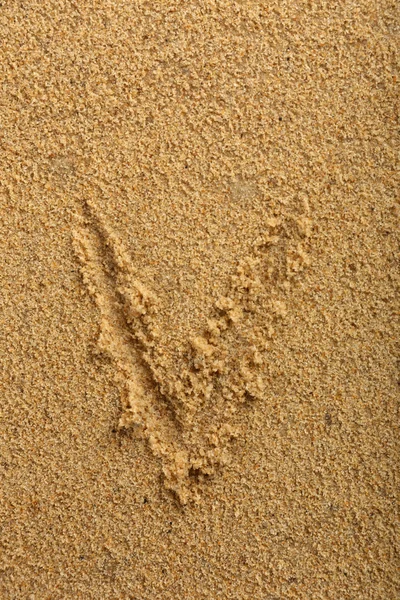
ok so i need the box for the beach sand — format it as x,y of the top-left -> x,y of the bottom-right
1,1 -> 399,598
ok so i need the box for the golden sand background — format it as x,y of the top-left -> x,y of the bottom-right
0,1 -> 399,598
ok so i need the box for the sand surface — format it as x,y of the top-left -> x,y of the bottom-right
1,1 -> 399,598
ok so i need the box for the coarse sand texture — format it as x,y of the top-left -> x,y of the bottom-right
0,2 -> 399,599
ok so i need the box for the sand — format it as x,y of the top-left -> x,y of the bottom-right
0,1 -> 399,598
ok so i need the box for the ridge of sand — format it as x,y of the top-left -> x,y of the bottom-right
74,196 -> 312,503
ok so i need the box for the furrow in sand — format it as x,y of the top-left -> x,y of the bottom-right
73,197 -> 312,504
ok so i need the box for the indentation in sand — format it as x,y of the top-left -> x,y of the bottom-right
74,198 -> 311,503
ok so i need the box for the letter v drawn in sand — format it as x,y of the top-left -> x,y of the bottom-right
74,197 -> 312,504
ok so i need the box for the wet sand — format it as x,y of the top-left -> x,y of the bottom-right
1,2 -> 399,598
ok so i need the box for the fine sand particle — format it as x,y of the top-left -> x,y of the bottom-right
0,1 -> 399,599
